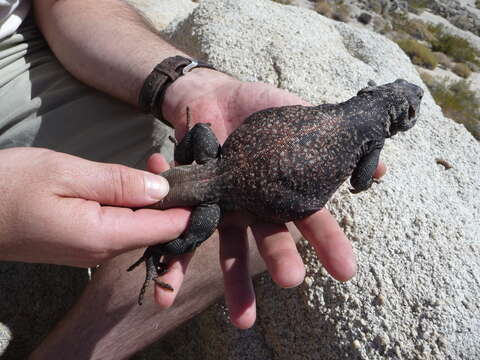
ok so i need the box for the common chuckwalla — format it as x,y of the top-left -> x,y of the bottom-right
128,79 -> 424,304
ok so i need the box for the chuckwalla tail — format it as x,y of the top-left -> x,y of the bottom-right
149,161 -> 220,210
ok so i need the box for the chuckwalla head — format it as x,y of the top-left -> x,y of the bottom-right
356,79 -> 424,137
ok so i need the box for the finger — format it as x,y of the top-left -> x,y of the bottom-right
219,226 -> 256,329
78,201 -> 191,250
154,252 -> 195,308
374,161 -> 387,179
147,153 -> 170,174
294,208 -> 356,282
58,155 -> 170,207
251,222 -> 305,288
146,154 -> 189,307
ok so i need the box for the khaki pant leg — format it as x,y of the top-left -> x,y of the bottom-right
0,17 -> 174,168
0,17 -> 173,359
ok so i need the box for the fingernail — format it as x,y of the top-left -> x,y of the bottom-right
145,174 -> 169,200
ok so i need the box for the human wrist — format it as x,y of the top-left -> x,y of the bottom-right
139,57 -> 218,126
161,66 -> 234,126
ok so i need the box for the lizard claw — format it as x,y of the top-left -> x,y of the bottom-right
350,178 -> 382,194
168,135 -> 178,146
126,254 -> 145,272
127,250 -> 174,305
154,279 -> 174,292
186,106 -> 192,131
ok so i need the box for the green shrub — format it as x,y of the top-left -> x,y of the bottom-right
407,0 -> 430,14
368,0 -> 384,14
397,39 -> 438,69
476,0 -> 480,9
392,18 -> 436,42
431,33 -> 479,64
420,74 -> 480,140
426,23 -> 444,38
452,63 -> 472,78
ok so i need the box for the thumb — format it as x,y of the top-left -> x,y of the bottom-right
68,160 -> 169,207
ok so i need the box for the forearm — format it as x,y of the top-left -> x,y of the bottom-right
33,0 -> 187,107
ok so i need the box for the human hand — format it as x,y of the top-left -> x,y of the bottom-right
0,147 -> 191,267
154,68 -> 387,328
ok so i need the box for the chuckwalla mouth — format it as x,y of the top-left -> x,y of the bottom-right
408,105 -> 416,120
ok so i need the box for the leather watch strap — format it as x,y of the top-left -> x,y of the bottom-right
138,56 -> 215,127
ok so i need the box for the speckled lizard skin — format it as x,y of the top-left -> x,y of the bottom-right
128,79 -> 424,304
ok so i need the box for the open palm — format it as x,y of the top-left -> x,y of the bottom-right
150,71 -> 386,328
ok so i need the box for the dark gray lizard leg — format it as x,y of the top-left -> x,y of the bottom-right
127,203 -> 221,305
174,121 -> 220,165
126,248 -> 171,305
350,148 -> 382,194
128,109 -> 221,305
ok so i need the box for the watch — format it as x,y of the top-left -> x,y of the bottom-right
138,56 -> 216,127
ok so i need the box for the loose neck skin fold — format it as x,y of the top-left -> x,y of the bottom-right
335,94 -> 393,139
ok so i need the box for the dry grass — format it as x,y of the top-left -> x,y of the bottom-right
391,17 -> 436,42
407,0 -> 429,14
452,63 -> 472,78
431,32 -> 479,65
332,4 -> 351,22
433,52 -> 453,68
314,1 -> 351,22
315,0 -> 333,17
397,39 -> 438,69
